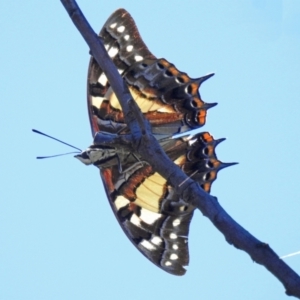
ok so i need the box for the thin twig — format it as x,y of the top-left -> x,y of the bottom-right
60,0 -> 300,297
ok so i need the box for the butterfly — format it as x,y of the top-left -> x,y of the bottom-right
76,8 -> 235,275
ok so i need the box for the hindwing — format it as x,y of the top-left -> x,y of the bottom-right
89,132 -> 233,275
88,9 -> 216,137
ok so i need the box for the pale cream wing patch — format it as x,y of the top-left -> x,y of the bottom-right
91,95 -> 105,111
134,172 -> 167,213
105,86 -> 175,113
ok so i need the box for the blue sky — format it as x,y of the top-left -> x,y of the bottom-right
1,1 -> 300,299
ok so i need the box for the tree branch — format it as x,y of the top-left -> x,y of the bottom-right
60,0 -> 300,297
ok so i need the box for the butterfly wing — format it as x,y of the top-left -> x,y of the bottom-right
84,9 -> 235,275
88,9 -> 216,137
93,132 -> 231,275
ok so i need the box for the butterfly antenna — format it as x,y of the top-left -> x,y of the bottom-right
37,152 -> 81,159
32,129 -> 82,151
32,129 -> 82,159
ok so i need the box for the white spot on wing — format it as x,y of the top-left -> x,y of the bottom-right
172,218 -> 181,227
98,73 -> 108,86
151,236 -> 163,246
165,261 -> 172,266
126,45 -> 133,52
114,196 -> 130,210
170,254 -> 178,260
134,55 -> 143,62
188,138 -> 197,146
130,214 -> 141,227
170,253 -> 178,260
179,206 -> 186,212
140,208 -> 162,225
124,34 -> 130,41
117,25 -> 125,33
170,233 -> 177,240
172,244 -> 179,250
110,23 -> 117,29
140,240 -> 155,251
108,47 -> 118,58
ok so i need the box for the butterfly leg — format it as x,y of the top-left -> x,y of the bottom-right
116,152 -> 145,174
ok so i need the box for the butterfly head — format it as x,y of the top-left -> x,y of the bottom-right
75,145 -> 117,166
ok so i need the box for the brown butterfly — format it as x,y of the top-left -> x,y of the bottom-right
76,9 -> 235,275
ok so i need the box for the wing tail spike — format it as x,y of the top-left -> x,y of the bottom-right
215,137 -> 226,146
203,102 -> 218,110
194,73 -> 215,86
218,162 -> 238,171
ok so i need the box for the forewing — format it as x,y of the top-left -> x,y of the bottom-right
88,9 -> 215,137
